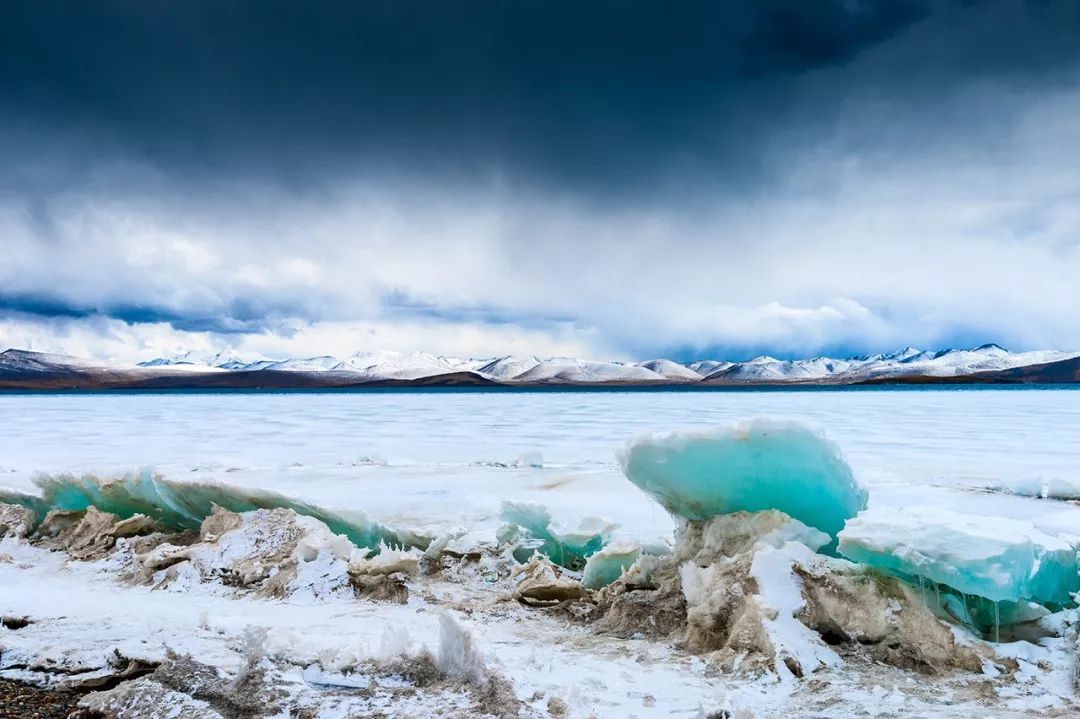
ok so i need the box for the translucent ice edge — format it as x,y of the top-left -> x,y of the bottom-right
0,469 -> 426,552
499,501 -> 617,571
581,541 -> 642,589
838,506 -> 1080,636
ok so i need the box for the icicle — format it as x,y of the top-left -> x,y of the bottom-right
993,601 -> 1000,643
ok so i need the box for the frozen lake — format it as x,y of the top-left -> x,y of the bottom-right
4,387 -> 1080,718
3,387 -> 1079,545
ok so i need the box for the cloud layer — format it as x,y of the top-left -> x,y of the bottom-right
2,1 -> 1080,361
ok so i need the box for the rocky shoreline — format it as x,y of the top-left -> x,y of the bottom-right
0,679 -> 91,719
2,494 -> 1078,717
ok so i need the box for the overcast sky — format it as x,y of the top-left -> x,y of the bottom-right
2,0 -> 1080,362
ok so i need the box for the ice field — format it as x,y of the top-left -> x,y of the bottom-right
3,387 -> 1080,717
2,388 -> 1079,539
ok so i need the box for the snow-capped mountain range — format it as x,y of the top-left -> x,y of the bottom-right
2,343 -> 1076,388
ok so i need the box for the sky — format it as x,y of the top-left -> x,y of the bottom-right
2,0 -> 1080,363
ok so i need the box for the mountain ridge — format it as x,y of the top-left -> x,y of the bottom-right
1,345 -> 1078,389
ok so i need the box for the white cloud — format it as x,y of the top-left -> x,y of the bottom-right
3,85 -> 1080,360
0,315 -> 600,364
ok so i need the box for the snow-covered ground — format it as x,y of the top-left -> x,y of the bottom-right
2,389 -> 1080,717
3,531 -> 1076,718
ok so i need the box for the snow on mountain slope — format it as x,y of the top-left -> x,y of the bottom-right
443,356 -> 494,372
263,356 -> 346,372
138,357 -> 191,368
689,360 -> 734,375
477,355 -> 542,380
702,353 -> 866,383
1,349 -> 230,376
853,344 -> 1080,380
888,347 -> 924,362
205,351 -> 273,371
0,349 -> 133,373
634,359 -> 702,381
695,344 -> 1080,384
136,361 -> 229,373
216,357 -> 276,371
799,357 -> 856,376
705,358 -> 823,383
139,351 -> 270,372
137,357 -> 225,373
512,358 -> 666,383
342,351 -> 464,380
5,344 -> 1079,384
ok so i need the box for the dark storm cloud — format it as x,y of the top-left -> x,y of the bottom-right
378,290 -> 576,328
3,0 -> 1080,360
3,0 -> 1078,197
0,290 -> 327,334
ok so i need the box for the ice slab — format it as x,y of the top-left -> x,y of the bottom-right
0,470 -> 420,552
838,506 -> 1080,609
618,419 -> 866,550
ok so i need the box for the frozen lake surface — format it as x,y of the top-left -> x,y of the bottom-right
4,387 -> 1080,718
3,387 -> 1079,546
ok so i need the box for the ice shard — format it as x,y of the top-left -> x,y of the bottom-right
499,501 -> 616,570
581,541 -> 641,589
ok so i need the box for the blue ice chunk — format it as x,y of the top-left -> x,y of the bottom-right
838,507 -> 1079,608
617,419 -> 867,551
